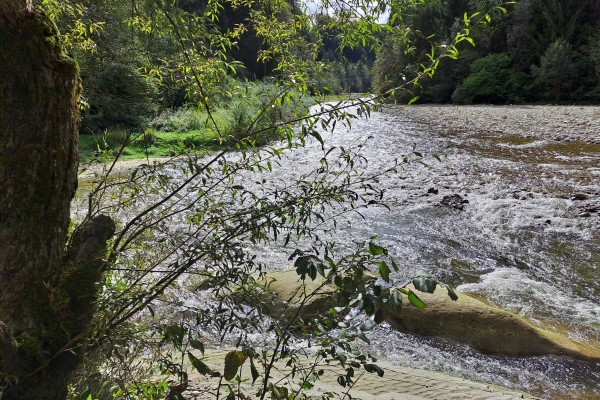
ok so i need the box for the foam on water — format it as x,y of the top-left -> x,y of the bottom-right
458,268 -> 600,343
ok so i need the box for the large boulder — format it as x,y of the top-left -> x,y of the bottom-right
255,270 -> 376,319
383,284 -> 600,362
257,270 -> 338,318
260,271 -> 600,362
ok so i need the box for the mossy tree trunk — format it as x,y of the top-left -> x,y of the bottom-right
0,1 -> 114,398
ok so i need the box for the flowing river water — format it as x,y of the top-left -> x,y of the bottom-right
81,104 -> 600,399
240,104 -> 600,399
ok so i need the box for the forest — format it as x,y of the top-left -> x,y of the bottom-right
65,0 -> 600,144
373,0 -> 600,104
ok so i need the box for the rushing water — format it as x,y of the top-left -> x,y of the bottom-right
235,104 -> 600,399
83,104 -> 600,399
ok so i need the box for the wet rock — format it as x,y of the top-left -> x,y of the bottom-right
381,284 -> 600,362
252,270 -> 375,319
261,272 -> 600,362
571,193 -> 589,201
441,194 -> 469,210
579,212 -> 591,218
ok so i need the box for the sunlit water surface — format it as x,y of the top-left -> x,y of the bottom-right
80,104 -> 600,399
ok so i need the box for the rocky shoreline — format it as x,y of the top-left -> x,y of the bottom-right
380,104 -> 600,144
377,104 -> 600,235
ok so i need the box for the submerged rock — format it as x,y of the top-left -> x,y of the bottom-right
440,194 -> 469,210
571,193 -> 589,201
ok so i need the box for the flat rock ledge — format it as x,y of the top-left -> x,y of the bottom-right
260,270 -> 600,363
184,349 -> 542,400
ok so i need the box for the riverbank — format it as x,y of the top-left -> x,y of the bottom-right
78,156 -> 175,179
380,104 -> 600,143
79,104 -> 600,180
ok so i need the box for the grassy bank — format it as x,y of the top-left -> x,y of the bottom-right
78,125 -> 225,164
79,82 -> 313,164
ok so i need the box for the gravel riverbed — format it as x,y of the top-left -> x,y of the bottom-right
381,104 -> 600,143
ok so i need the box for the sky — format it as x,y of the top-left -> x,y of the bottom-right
300,0 -> 391,24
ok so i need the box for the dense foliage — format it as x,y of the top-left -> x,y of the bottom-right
373,0 -> 600,104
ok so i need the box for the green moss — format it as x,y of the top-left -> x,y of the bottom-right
15,333 -> 47,364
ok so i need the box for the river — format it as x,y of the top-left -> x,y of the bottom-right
244,103 -> 600,399
80,103 -> 600,399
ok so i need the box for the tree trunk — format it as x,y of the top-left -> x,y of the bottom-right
0,2 -> 114,398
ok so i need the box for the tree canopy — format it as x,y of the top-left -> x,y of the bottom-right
372,0 -> 600,103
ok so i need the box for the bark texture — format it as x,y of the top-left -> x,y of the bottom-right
0,2 -> 115,398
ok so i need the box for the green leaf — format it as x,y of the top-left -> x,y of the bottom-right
368,242 -> 387,255
412,271 -> 437,293
440,283 -> 459,301
334,275 -> 343,288
188,352 -> 212,376
74,389 -> 91,400
224,350 -> 246,381
360,321 -> 376,332
361,296 -> 375,315
308,265 -> 317,280
295,256 -> 310,279
165,325 -> 185,348
364,363 -> 380,374
337,375 -> 346,387
189,339 -> 205,355
389,290 -> 402,312
408,291 -> 426,309
250,357 -> 260,384
378,262 -> 391,283
374,308 -> 384,324
316,263 -> 325,277
373,285 -> 382,296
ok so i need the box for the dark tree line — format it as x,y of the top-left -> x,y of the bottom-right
373,0 -> 600,103
71,0 -> 377,135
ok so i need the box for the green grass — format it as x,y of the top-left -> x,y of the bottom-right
79,129 -> 223,164
78,82 -> 314,164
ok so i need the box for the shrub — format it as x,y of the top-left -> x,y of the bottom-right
149,108 -> 210,132
225,81 -> 311,144
141,128 -> 158,145
102,127 -> 131,151
455,53 -> 517,104
79,62 -> 158,133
